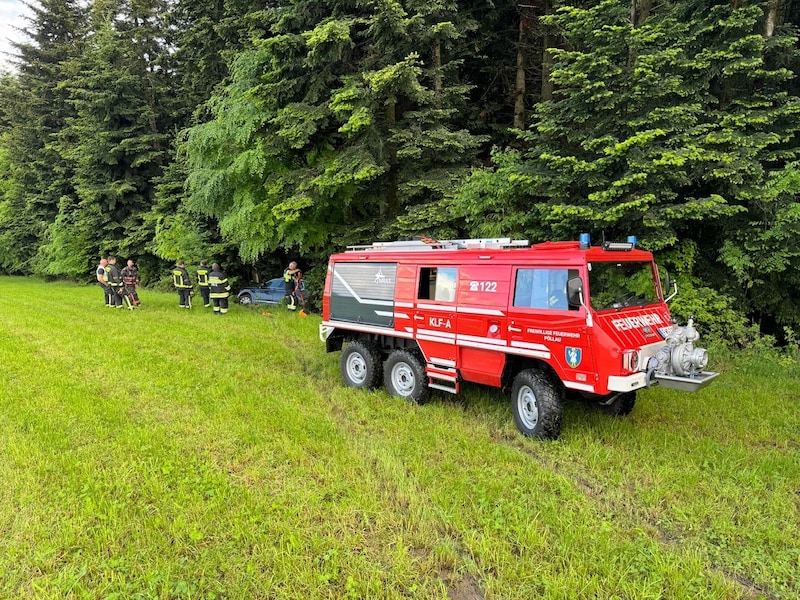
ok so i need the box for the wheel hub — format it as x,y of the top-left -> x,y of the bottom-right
391,363 -> 415,396
346,354 -> 367,384
517,385 -> 539,429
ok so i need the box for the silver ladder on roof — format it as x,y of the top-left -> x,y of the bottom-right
346,238 -> 530,252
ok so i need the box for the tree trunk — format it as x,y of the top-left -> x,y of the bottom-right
628,0 -> 652,67
432,37 -> 443,101
630,0 -> 651,26
514,15 -> 527,130
541,39 -> 554,102
765,0 -> 779,37
383,100 -> 399,218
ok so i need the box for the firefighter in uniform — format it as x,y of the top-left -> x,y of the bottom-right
172,261 -> 193,308
208,262 -> 231,315
96,258 -> 112,307
121,259 -> 141,307
196,260 -> 211,308
283,261 -> 304,311
106,256 -> 126,309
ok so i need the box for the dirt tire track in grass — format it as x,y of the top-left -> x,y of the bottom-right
505,438 -> 780,600
323,402 -> 488,600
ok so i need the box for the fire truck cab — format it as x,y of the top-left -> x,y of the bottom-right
320,236 -> 718,439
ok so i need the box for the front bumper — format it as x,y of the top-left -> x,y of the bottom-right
652,371 -> 719,392
607,368 -> 720,394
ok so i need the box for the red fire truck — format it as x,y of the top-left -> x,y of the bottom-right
320,235 -> 718,439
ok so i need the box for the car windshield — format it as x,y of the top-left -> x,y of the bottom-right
588,261 -> 659,312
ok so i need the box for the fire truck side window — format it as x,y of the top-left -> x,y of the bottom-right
418,267 -> 457,302
513,268 -> 578,310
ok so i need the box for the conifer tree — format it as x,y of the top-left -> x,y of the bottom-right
40,0 -> 172,275
0,0 -> 85,274
180,0 -> 486,263
447,0 -> 800,330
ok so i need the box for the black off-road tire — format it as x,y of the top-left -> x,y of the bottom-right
384,349 -> 430,404
511,370 -> 563,440
340,341 -> 383,390
598,391 -> 636,416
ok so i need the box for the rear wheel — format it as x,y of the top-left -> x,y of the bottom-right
239,293 -> 252,305
511,370 -> 563,440
340,341 -> 382,390
598,391 -> 636,416
384,349 -> 430,404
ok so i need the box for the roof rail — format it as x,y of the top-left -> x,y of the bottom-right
442,238 -> 529,249
346,237 -> 530,252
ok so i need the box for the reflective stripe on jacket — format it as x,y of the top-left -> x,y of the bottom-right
196,268 -> 210,287
106,265 -> 123,286
209,269 -> 231,298
172,267 -> 192,288
121,266 -> 139,286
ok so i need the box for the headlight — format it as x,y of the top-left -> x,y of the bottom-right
622,349 -> 640,373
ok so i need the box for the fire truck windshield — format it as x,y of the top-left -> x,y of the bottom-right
588,261 -> 659,312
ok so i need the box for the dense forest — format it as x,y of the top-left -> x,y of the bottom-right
1,0 -> 799,342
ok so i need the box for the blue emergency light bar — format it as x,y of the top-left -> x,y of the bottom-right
580,233 -> 637,250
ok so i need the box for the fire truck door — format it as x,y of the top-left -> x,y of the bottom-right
413,266 -> 458,365
453,264 -> 510,387
507,267 -> 595,392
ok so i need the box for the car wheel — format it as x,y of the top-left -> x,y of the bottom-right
511,369 -> 562,439
239,293 -> 252,305
340,341 -> 382,390
598,391 -> 636,416
384,349 -> 430,404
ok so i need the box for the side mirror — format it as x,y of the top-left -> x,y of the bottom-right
567,277 -> 584,308
662,269 -> 678,303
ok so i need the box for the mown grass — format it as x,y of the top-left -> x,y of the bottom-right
0,276 -> 797,599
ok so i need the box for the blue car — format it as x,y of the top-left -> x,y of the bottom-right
237,278 -> 305,305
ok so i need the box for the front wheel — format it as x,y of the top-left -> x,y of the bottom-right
340,341 -> 382,390
384,349 -> 430,404
598,391 -> 636,416
239,293 -> 252,305
511,370 -> 563,439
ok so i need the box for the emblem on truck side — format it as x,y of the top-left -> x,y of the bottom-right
566,347 -> 582,368
374,268 -> 394,285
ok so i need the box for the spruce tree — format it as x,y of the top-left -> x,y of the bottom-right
0,0 -> 85,274
448,0 -> 800,329
180,0 -> 486,264
40,0 -> 172,276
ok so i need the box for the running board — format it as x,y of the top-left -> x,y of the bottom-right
429,383 -> 458,394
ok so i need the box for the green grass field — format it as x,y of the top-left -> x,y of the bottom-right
0,276 -> 797,599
